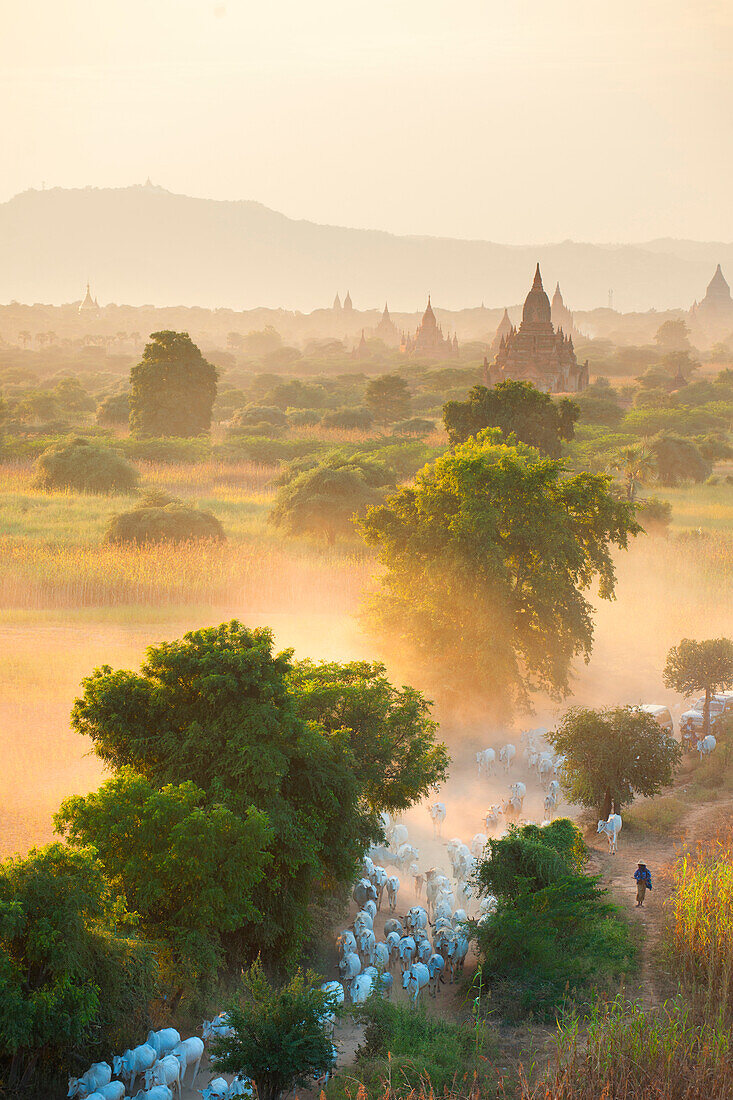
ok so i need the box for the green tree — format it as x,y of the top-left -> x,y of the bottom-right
663,637 -> 733,738
96,391 -> 130,427
0,844 -> 154,1093
54,377 -> 96,416
365,374 -> 411,424
549,706 -> 681,818
66,622 -> 431,967
288,660 -> 448,813
320,406 -> 374,430
55,770 -> 271,993
443,380 -> 579,458
609,444 -> 655,502
130,331 -> 217,438
360,429 -> 639,714
33,437 -> 139,494
269,460 -> 387,545
655,319 -> 691,351
211,960 -> 340,1100
648,432 -> 711,486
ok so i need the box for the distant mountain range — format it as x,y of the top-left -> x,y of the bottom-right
0,185 -> 731,313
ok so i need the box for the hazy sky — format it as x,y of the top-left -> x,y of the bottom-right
4,0 -> 732,244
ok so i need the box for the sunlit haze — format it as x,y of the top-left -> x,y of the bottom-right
4,0 -> 733,243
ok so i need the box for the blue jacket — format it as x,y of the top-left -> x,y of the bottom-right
634,867 -> 652,889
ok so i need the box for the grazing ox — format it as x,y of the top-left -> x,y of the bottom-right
171,1037 -> 205,1087
131,1088 -> 172,1100
198,1079 -> 229,1100
544,792 -> 559,818
353,909 -> 373,935
415,936 -> 433,964
374,940 -> 390,969
697,734 -> 717,759
371,865 -> 388,909
397,935 -> 416,971
547,779 -> 561,801
453,933 -> 470,975
476,748 -> 496,776
338,950 -> 362,982
537,753 -> 554,786
113,1046 -> 156,1094
391,824 -> 409,848
68,1064 -> 112,1098
597,813 -> 623,855
383,917 -> 403,937
147,1030 -> 181,1059
427,953 -> 445,996
357,926 -> 377,964
350,972 -> 374,1004
499,743 -> 516,772
202,1014 -> 233,1041
353,878 -> 377,908
337,930 -> 357,958
471,833 -> 488,858
385,875 -> 400,912
402,962 -> 430,1006
428,802 -> 447,838
405,905 -> 428,933
83,1085 -> 125,1100
386,930 -> 401,968
484,805 -> 502,830
144,1054 -> 182,1097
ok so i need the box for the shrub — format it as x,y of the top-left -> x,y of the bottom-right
105,492 -> 225,545
320,406 -> 374,430
391,417 -> 436,437
120,435 -> 212,464
648,433 -> 711,486
231,405 -> 288,428
286,408 -> 322,427
636,495 -> 673,533
96,391 -> 130,427
222,435 -> 324,465
33,437 -> 139,494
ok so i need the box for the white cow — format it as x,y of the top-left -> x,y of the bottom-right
597,813 -> 623,854
113,1045 -> 156,1094
130,1087 -> 172,1100
144,1055 -> 182,1097
337,930 -> 357,958
484,805 -> 502,830
386,930 -> 401,968
147,1030 -> 181,1059
353,878 -> 377,907
499,743 -> 516,772
374,941 -> 390,969
338,950 -> 362,982
353,909 -> 373,935
471,833 -> 488,858
697,734 -> 717,758
427,953 -> 445,996
476,748 -> 496,776
402,962 -> 430,1006
357,927 -> 377,964
391,824 -> 409,848
202,1014 -> 233,1041
537,753 -> 554,786
405,905 -> 428,933
198,1079 -> 229,1100
385,875 -> 400,912
371,865 -> 388,909
82,1085 -> 125,1100
383,917 -> 403,937
68,1064 -> 112,1098
509,781 -> 526,802
172,1037 -> 205,1087
428,802 -> 447,838
350,972 -> 374,1004
397,935 -> 416,970
547,779 -> 562,801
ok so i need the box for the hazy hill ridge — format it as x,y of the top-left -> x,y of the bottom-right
1,185 -> 732,313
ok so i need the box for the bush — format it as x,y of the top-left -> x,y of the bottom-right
391,417 -> 436,437
231,405 -> 288,428
33,437 -> 139,494
648,433 -> 711,486
320,406 -> 374,430
222,434 -> 324,466
286,408 -> 322,427
105,492 -> 225,545
636,495 -> 673,533
96,391 -> 130,427
120,435 -> 212,464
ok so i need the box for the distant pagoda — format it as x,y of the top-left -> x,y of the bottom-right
78,282 -> 99,314
486,265 -> 588,393
376,302 -> 399,345
401,296 -> 458,358
551,283 -> 582,341
690,264 -> 733,332
491,308 -> 513,352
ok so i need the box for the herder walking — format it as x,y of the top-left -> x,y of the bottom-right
634,861 -> 652,907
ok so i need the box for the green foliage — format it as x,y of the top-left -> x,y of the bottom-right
360,429 -> 639,714
549,706 -> 682,817
119,435 -> 213,463
287,659 -> 448,813
472,823 -> 634,1020
648,432 -> 712,486
0,844 -> 154,1093
66,622 -> 416,968
609,443 -> 654,502
443,380 -> 579,457
575,391 -> 624,427
211,960 -> 340,1100
392,417 -> 436,437
231,405 -> 288,428
368,440 -> 444,478
654,319 -> 692,351
96,391 -> 130,427
270,457 -> 388,544
320,406 -> 374,430
222,434 -> 323,466
622,405 -> 729,437
105,492 -> 225,545
33,437 -> 139,494
635,495 -> 673,533
664,637 -> 733,738
340,996 -> 496,1099
365,374 -> 411,424
55,770 -> 271,986
286,408 -> 321,427
130,331 -> 217,438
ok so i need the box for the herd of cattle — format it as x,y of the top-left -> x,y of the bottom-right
66,1018 -> 249,1100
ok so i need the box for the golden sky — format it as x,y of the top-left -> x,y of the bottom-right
3,0 -> 732,242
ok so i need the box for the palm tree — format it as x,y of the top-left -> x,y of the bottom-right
18,331 -> 31,348
610,445 -> 655,502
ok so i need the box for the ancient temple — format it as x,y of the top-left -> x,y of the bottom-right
401,296 -> 457,358
551,284 -> 582,341
486,265 -> 588,393
78,282 -> 99,314
353,329 -> 370,360
343,291 -> 353,312
690,265 -> 733,335
332,293 -> 342,312
376,302 -> 399,346
491,308 -> 513,352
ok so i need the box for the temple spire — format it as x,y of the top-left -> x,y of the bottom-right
532,263 -> 543,290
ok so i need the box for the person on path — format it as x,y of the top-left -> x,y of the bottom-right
634,861 -> 652,907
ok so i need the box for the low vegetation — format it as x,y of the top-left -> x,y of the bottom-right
105,490 -> 225,544
33,437 -> 139,494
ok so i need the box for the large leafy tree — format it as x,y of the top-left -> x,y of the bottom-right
0,844 -> 154,1093
130,330 -> 217,438
648,433 -> 711,486
211,961 -> 340,1100
65,622 -> 443,973
365,374 -> 411,425
55,771 -> 271,991
288,660 -> 448,813
549,706 -> 681,818
663,637 -> 733,738
443,380 -> 579,457
360,430 -> 639,715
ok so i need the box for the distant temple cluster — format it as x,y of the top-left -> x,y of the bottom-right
400,297 -> 458,358
485,266 -> 588,393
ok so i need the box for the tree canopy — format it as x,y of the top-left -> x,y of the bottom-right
130,331 -> 217,438
269,458 -> 389,544
549,706 -> 681,818
0,844 -> 154,1093
61,622 -> 443,978
365,374 -> 411,424
443,380 -> 579,457
360,429 -> 639,714
663,637 -> 733,738
211,960 -> 341,1100
648,433 -> 711,486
